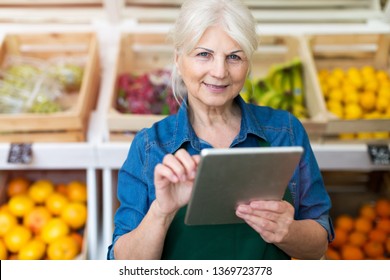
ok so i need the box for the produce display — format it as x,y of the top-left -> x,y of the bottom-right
240,58 -> 308,119
116,59 -> 307,120
0,55 -> 84,114
318,66 -> 390,140
116,68 -> 179,115
0,177 -> 87,260
326,197 -> 390,260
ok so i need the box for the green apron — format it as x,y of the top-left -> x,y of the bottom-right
161,140 -> 293,260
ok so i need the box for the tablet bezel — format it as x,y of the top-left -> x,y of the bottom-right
184,146 -> 304,225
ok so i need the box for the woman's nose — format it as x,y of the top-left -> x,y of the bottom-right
210,57 -> 227,79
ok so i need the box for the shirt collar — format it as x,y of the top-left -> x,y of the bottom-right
171,95 -> 268,152
235,95 -> 268,144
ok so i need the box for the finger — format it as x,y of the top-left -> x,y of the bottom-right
249,200 -> 287,213
174,149 -> 199,180
154,162 -> 179,185
162,153 -> 187,182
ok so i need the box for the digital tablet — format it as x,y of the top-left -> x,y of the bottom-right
184,146 -> 304,225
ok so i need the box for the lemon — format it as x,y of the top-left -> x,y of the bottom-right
359,91 -> 376,111
376,70 -> 389,81
339,133 -> 356,140
372,132 -> 389,139
320,83 -> 329,98
344,103 -> 363,119
378,87 -> 390,99
327,100 -> 344,118
343,90 -> 359,105
364,80 -> 379,92
361,65 -> 375,76
318,69 -> 329,80
364,111 -> 382,120
376,97 -> 389,113
326,76 -> 340,90
347,67 -> 361,79
331,67 -> 345,80
356,132 -> 374,140
328,88 -> 344,103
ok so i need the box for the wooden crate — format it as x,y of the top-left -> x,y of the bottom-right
305,33 -> 390,142
107,31 -> 175,141
0,169 -> 88,260
0,32 -> 100,143
107,32 -> 327,141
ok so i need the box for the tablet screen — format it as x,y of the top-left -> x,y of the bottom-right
184,146 -> 303,225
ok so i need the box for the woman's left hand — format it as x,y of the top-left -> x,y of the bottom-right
235,200 -> 294,244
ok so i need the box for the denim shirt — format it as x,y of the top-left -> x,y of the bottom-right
107,95 -> 334,260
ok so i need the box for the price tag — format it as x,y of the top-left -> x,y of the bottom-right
7,143 -> 33,164
367,144 -> 390,165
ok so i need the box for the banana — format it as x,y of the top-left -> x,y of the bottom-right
291,60 -> 305,106
252,79 -> 269,103
292,101 -> 308,119
257,90 -> 281,108
240,78 -> 253,103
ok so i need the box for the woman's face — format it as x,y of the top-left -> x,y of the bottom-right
176,26 -> 249,109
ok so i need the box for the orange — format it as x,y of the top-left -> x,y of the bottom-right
55,183 -> 68,196
335,214 -> 354,233
354,217 -> 373,234
348,231 -> 367,247
23,206 -> 52,235
45,193 -> 69,216
341,245 -> 364,260
60,202 -> 87,230
359,204 -> 376,221
0,211 -> 18,237
385,237 -> 390,254
325,247 -> 341,260
330,228 -> 348,248
8,195 -> 35,218
28,179 -> 55,204
70,232 -> 84,252
6,177 -> 30,197
368,228 -> 387,243
4,225 -> 32,253
0,239 -> 8,260
375,198 -> 390,218
47,236 -> 80,260
67,181 -> 87,203
364,241 -> 384,259
40,218 -> 70,244
376,218 -> 390,234
18,238 -> 46,260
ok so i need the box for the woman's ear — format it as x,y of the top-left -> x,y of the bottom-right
175,50 -> 181,76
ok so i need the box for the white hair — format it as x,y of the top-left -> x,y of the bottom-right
169,0 -> 258,103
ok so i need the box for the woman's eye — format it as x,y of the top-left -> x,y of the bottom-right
227,54 -> 241,61
197,52 -> 210,58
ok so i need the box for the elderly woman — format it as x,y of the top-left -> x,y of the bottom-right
108,0 -> 333,260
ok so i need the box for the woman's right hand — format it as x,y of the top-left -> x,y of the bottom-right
153,149 -> 201,216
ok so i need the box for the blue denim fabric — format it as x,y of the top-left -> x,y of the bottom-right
107,95 -> 334,260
